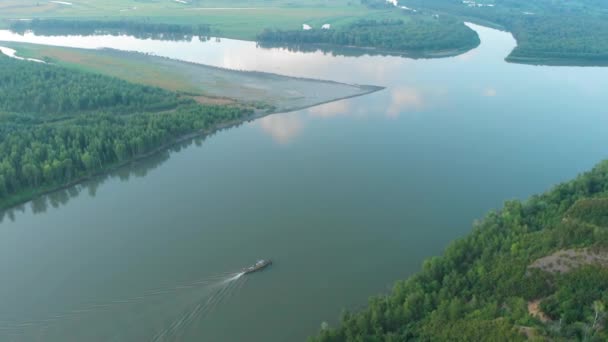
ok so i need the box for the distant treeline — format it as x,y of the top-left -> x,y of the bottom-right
256,41 -> 457,59
402,0 -> 608,64
257,18 -> 479,54
10,19 -> 213,41
509,15 -> 608,62
257,34 -> 470,59
0,54 -> 251,209
360,0 -> 394,9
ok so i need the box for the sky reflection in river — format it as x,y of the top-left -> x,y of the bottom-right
258,114 -> 305,144
308,100 -> 352,118
387,86 -> 426,118
2,22 -> 608,342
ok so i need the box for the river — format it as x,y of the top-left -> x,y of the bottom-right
0,24 -> 607,341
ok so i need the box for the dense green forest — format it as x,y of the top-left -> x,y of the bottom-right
257,17 -> 479,55
401,0 -> 608,64
0,54 -> 251,210
9,19 -> 212,41
310,161 -> 608,341
0,55 -> 182,116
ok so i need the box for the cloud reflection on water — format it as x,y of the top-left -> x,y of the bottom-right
258,114 -> 304,144
386,86 -> 425,118
258,83 -> 429,144
308,100 -> 352,118
483,88 -> 498,97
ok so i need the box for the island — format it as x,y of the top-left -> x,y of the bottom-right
0,46 -> 382,211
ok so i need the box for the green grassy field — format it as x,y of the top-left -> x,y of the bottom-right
0,41 -> 382,112
0,0 -> 401,40
2,42 -> 201,93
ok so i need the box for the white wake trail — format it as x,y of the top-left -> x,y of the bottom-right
150,272 -> 246,342
223,272 -> 244,283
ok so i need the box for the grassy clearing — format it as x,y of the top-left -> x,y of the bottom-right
2,42 -> 200,93
1,41 -> 383,112
0,0 -> 399,40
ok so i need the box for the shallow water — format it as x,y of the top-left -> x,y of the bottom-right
0,24 -> 608,341
0,45 -> 45,62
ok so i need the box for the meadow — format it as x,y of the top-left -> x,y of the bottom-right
0,41 -> 382,113
0,0 -> 397,40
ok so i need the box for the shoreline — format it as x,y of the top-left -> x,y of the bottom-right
0,85 -> 384,214
0,41 -> 384,110
505,55 -> 608,67
256,40 -> 480,59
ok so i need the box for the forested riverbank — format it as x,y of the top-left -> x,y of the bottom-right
402,0 -> 608,66
0,53 -> 252,210
257,17 -> 480,56
0,43 -> 383,212
311,161 -> 608,341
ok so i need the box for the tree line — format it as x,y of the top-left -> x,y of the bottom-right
0,54 -> 251,209
360,0 -> 394,9
310,160 -> 608,341
10,19 -> 213,41
403,0 -> 608,64
257,17 -> 480,54
0,55 -> 182,117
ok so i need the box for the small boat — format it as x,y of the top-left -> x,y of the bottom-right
242,259 -> 272,275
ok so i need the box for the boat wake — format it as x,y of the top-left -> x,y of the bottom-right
0,270 -> 250,341
223,272 -> 244,283
151,272 -> 247,342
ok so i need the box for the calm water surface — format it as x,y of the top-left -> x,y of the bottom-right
0,25 -> 607,341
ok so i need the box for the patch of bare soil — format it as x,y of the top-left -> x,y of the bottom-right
527,300 -> 550,323
528,248 -> 608,274
191,95 -> 236,106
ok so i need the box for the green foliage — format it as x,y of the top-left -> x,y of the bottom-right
420,318 -> 526,341
509,15 -> 608,62
566,198 -> 608,227
402,0 -> 608,64
0,54 -> 181,116
10,19 -> 212,41
541,266 -> 608,324
310,161 -> 608,341
360,0 -> 394,9
257,17 -> 479,54
0,55 -> 251,209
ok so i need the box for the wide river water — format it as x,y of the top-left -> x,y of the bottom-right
0,25 -> 608,341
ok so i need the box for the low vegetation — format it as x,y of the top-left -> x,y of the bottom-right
0,42 -> 380,114
311,161 -> 608,341
0,0 -> 379,40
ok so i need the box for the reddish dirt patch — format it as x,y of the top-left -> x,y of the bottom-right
518,326 -> 538,339
528,300 -> 550,323
191,95 -> 237,105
